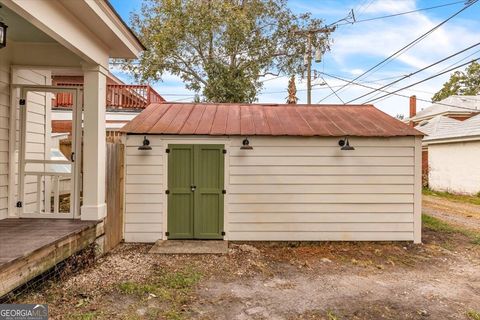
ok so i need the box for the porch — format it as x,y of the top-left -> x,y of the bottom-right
0,218 -> 103,298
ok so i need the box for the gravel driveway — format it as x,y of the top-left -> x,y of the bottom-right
423,194 -> 480,231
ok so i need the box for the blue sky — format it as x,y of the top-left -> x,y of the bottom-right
109,0 -> 480,116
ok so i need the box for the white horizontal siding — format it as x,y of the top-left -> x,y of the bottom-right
228,136 -> 416,241
0,52 -> 9,218
123,135 -> 418,242
124,138 -> 164,242
16,70 -> 51,213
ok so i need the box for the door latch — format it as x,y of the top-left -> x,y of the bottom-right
190,185 -> 196,192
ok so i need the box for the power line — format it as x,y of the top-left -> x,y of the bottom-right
321,72 -> 480,112
364,57 -> 480,104
321,76 -> 345,103
317,0 -> 478,103
437,48 -> 480,73
346,41 -> 480,104
335,1 -> 465,26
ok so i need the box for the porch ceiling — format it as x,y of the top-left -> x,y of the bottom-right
0,4 -> 55,43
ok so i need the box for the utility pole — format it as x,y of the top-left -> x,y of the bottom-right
293,27 -> 335,104
306,33 -> 312,105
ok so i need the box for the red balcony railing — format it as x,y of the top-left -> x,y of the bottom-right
53,84 -> 164,109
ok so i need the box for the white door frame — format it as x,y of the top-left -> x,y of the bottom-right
13,85 -> 83,219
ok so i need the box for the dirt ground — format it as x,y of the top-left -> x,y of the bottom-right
9,196 -> 480,320
12,223 -> 479,320
423,194 -> 480,231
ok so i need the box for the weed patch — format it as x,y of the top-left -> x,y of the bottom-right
423,214 -> 480,245
117,267 -> 201,319
423,188 -> 480,206
467,310 -> 480,320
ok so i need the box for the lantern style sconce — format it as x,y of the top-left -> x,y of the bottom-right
240,137 -> 253,150
138,136 -> 152,150
0,22 -> 7,49
338,137 -> 354,151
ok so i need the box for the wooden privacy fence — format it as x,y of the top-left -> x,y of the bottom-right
105,142 -> 125,251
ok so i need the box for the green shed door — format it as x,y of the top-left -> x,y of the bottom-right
193,145 -> 224,239
167,144 -> 224,240
167,145 -> 195,239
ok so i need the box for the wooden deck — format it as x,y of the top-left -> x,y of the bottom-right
0,218 -> 102,297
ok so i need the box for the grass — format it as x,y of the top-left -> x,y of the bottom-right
423,188 -> 480,206
467,310 -> 480,320
422,214 -> 480,245
117,267 -> 202,320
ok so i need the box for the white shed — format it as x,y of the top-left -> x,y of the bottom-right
424,114 -> 480,195
120,103 -> 423,243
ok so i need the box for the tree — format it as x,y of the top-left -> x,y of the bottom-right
286,75 -> 298,104
432,61 -> 480,102
127,0 -> 332,103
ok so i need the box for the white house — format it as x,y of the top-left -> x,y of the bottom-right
0,0 -> 143,296
424,114 -> 480,195
0,0 -> 143,220
120,103 -> 423,243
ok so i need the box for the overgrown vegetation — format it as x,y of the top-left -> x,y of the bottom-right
422,214 -> 480,245
423,188 -> 480,206
467,310 -> 480,320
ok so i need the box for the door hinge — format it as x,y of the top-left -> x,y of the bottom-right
221,231 -> 226,236
166,148 -> 170,153
223,149 -> 227,154
16,201 -> 23,208
19,99 -> 26,106
165,190 -> 170,194
165,231 -> 170,236
222,190 -> 226,194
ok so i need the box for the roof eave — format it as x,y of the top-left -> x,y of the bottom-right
87,0 -> 145,59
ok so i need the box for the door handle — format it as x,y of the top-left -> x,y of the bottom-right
190,185 -> 196,192
70,152 -> 75,162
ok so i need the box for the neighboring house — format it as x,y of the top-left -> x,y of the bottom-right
0,0 -> 143,297
411,95 -> 480,184
423,114 -> 480,195
50,73 -> 165,138
120,103 -> 423,243
409,95 -> 480,126
414,116 -> 461,183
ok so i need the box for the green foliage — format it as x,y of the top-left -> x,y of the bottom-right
118,268 -> 201,320
422,214 -> 480,245
422,188 -> 480,206
127,0 -> 332,102
432,61 -> 480,102
467,310 -> 480,320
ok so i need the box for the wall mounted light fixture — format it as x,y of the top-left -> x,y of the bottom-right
240,137 -> 253,150
0,22 -> 7,49
138,136 -> 152,150
338,137 -> 354,151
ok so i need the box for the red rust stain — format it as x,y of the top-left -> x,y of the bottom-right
120,103 -> 423,137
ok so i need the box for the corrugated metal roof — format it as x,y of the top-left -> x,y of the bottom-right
410,95 -> 480,121
121,103 -> 423,137
424,113 -> 480,142
414,115 -> 461,136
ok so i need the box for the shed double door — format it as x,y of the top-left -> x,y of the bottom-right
167,144 -> 224,239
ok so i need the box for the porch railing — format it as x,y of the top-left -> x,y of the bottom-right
53,84 -> 164,109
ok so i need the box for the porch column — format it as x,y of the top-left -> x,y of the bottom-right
81,64 -> 107,220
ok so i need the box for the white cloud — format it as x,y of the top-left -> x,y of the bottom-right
361,0 -> 415,15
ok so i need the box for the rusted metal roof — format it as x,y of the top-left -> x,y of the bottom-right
121,103 -> 423,137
